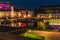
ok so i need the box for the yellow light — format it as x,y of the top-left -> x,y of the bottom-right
0,13 -> 1,17
18,12 -> 21,17
11,6 -> 15,18
28,30 -> 32,32
27,14 -> 31,17
24,15 -> 26,18
49,14 -> 52,18
11,23 -> 15,27
44,20 -> 46,22
37,14 -> 40,18
18,22 -> 21,27
37,21 -> 46,30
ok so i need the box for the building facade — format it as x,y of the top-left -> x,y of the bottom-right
37,6 -> 60,30
0,2 -> 34,28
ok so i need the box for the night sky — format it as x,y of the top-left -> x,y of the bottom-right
0,0 -> 60,9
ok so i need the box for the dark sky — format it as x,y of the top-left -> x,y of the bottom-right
0,0 -> 60,9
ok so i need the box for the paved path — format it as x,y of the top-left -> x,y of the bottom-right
31,30 -> 60,40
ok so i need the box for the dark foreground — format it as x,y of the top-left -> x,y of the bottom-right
0,32 -> 41,40
0,26 -> 42,40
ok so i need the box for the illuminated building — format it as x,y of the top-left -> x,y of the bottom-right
0,2 -> 34,28
0,2 -> 27,27
0,2 -> 11,23
37,6 -> 60,19
37,6 -> 60,30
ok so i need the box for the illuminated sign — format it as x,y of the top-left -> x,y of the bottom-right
0,3 -> 11,11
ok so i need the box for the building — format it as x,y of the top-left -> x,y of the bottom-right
37,6 -> 60,30
0,2 -> 26,27
0,2 -> 34,28
0,2 -> 11,23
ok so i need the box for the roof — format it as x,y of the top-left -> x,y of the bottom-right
0,2 -> 11,5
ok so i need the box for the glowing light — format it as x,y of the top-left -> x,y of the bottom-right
0,13 -> 1,17
18,12 -> 21,17
27,14 -> 31,18
18,22 -> 21,27
28,30 -> 32,32
11,23 -> 15,27
24,15 -> 26,18
37,14 -> 40,18
11,6 -> 15,18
